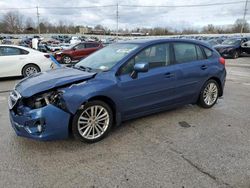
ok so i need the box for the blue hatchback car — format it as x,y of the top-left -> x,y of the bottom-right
8,39 -> 226,143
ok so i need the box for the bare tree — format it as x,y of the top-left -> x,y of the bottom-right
232,19 -> 249,33
25,17 -> 35,29
3,11 -> 24,33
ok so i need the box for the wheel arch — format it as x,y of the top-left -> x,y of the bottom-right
206,76 -> 223,97
68,95 -> 118,135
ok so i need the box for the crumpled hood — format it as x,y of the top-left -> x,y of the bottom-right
15,67 -> 96,97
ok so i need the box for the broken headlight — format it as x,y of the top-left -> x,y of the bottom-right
24,90 -> 67,111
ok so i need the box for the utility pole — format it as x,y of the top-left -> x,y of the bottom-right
240,0 -> 248,35
36,6 -> 40,35
116,3 -> 119,41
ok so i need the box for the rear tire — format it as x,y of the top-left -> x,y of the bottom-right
22,64 -> 40,77
62,55 -> 72,64
198,79 -> 219,108
72,100 -> 113,143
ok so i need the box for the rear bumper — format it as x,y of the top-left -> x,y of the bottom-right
9,104 -> 71,141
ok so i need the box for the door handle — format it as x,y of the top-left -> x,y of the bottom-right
164,72 -> 174,78
201,65 -> 208,70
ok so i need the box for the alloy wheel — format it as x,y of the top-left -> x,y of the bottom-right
203,82 -> 218,106
77,105 -> 110,140
63,56 -> 71,64
25,66 -> 38,76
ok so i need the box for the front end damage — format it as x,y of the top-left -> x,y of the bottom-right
8,67 -> 98,141
9,89 -> 71,140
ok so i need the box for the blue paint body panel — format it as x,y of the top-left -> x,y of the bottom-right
9,104 -> 70,140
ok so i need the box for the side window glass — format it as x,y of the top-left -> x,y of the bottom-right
203,47 -> 213,58
86,43 -> 98,48
21,49 -> 29,55
120,43 -> 170,75
196,45 -> 205,60
1,47 -> 21,56
174,43 -> 197,63
75,44 -> 85,49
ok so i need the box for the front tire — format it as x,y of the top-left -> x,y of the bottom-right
22,64 -> 40,77
198,79 -> 219,108
72,100 -> 113,143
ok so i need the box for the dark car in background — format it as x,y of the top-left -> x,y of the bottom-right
54,42 -> 103,64
8,39 -> 226,143
214,38 -> 249,59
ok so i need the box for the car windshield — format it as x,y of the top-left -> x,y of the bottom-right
222,39 -> 240,45
75,43 -> 139,71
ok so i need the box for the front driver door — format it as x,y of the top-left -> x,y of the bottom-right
117,43 -> 179,119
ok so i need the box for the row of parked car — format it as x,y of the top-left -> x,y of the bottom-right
0,34 -> 250,78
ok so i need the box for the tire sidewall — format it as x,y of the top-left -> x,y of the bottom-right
62,55 -> 72,64
72,100 -> 113,143
22,64 -> 40,77
199,79 -> 219,108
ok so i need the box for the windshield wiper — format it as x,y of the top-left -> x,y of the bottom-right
74,65 -> 93,72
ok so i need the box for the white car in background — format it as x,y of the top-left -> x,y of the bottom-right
0,45 -> 54,78
70,37 -> 81,44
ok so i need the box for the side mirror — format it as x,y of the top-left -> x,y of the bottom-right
131,62 -> 149,79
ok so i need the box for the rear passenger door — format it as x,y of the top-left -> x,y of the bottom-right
172,42 -> 210,103
85,43 -> 100,56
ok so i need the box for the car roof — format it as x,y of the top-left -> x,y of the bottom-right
118,38 -> 211,48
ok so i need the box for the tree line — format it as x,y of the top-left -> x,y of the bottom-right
0,11 -> 249,35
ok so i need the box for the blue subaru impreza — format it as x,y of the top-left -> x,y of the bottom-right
8,39 -> 226,143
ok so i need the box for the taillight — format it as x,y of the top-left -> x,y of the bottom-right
44,54 -> 50,58
219,57 -> 225,65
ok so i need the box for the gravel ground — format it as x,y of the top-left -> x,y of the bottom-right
0,56 -> 250,188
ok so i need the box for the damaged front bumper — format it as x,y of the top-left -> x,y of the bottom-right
9,92 -> 71,141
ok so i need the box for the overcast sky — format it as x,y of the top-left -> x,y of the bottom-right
0,0 -> 249,30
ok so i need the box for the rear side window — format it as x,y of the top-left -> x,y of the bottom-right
173,43 -> 197,63
21,49 -> 29,55
196,46 -> 205,60
203,47 -> 213,58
